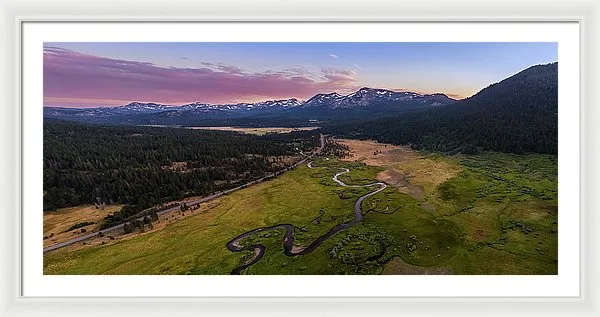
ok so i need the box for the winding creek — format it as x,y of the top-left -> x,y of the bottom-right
225,161 -> 387,274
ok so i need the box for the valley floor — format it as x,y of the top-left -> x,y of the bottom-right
43,139 -> 558,275
187,126 -> 318,135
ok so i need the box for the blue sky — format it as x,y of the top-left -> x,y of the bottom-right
44,42 -> 557,107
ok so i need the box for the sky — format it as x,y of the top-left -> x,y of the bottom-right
43,42 -> 557,107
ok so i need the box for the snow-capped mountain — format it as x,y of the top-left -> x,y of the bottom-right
250,98 -> 303,109
106,102 -> 174,114
303,87 -> 454,109
302,92 -> 344,108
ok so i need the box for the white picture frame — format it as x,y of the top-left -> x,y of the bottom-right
2,0 -> 599,316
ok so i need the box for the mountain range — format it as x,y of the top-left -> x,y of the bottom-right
43,88 -> 456,126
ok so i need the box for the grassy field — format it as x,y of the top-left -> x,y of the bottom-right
44,143 -> 557,275
188,126 -> 318,135
44,160 -> 372,274
43,205 -> 124,248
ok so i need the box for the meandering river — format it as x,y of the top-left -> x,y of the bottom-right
225,161 -> 387,274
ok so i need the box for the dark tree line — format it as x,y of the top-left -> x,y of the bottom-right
43,120 -> 319,217
324,63 -> 558,155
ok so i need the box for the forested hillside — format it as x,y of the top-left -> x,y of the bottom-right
325,63 -> 558,155
43,120 -> 319,212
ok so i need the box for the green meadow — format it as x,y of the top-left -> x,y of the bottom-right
44,151 -> 557,275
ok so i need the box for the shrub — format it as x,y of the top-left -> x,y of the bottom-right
65,221 -> 94,232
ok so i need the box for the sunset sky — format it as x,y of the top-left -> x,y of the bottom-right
44,42 -> 557,107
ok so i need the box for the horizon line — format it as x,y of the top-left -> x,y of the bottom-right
43,87 -> 465,109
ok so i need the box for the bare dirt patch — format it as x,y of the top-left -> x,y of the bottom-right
382,257 -> 452,275
473,229 -> 486,242
377,170 -> 425,200
420,202 -> 437,212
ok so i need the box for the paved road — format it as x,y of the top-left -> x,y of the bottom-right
43,134 -> 326,254
225,160 -> 387,274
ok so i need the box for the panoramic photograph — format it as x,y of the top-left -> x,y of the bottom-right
42,42 -> 558,275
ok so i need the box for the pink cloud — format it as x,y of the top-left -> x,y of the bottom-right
43,46 -> 359,107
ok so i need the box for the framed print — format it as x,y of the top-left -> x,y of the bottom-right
1,0 -> 599,316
